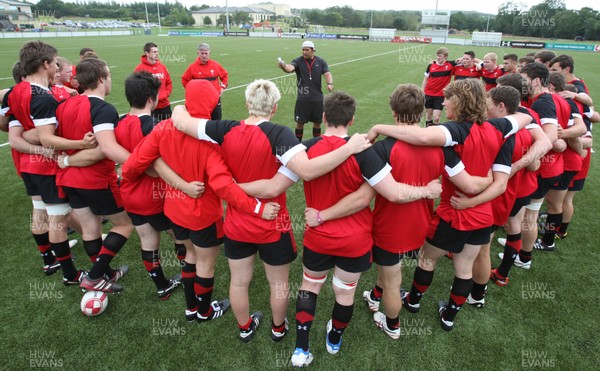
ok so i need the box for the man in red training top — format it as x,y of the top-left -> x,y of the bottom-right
134,42 -> 173,121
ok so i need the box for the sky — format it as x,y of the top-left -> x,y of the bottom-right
186,0 -> 599,14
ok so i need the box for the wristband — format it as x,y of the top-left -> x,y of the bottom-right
316,211 -> 323,225
256,201 -> 265,216
63,156 -> 70,167
327,82 -> 333,86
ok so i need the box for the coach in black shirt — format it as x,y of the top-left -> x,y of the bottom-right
278,40 -> 333,141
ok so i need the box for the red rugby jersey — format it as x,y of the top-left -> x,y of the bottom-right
51,85 -> 71,102
2,87 -> 22,177
531,92 -> 562,178
424,62 -> 454,97
55,95 -> 119,189
114,114 -> 166,216
515,107 -> 542,198
303,135 -> 389,258
481,66 -> 505,91
122,119 -> 262,232
435,117 -> 517,230
453,65 -> 482,81
197,119 -> 301,243
7,82 -> 58,176
562,98 -> 584,172
372,137 -> 444,253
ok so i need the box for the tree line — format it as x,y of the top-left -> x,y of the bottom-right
31,0 -> 600,40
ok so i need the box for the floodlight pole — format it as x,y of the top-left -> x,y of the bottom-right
486,13 -> 490,32
226,0 -> 230,32
157,3 -> 161,31
370,10 -> 373,29
145,3 -> 149,26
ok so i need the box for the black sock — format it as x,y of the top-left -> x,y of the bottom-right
498,233 -> 521,277
312,127 -> 321,137
52,240 -> 77,279
33,232 -> 54,265
519,249 -> 532,263
181,263 -> 197,312
174,243 -> 186,262
409,267 -> 434,305
295,290 -> 318,351
141,250 -> 169,289
371,284 -> 383,300
88,232 -> 127,280
443,277 -> 472,322
558,222 -> 569,235
295,128 -> 303,141
542,213 -> 562,246
83,237 -> 102,264
426,120 -> 434,127
470,282 -> 487,301
386,315 -> 399,330
195,276 -> 215,316
328,301 -> 354,345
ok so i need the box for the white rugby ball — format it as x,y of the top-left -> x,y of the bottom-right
80,290 -> 108,316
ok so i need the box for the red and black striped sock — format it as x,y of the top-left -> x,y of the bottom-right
88,232 -> 127,280
519,249 -> 532,263
557,222 -> 569,235
409,267 -> 434,305
443,277 -> 472,322
371,284 -> 383,300
295,290 -> 318,351
181,263 -> 197,312
312,127 -> 321,137
386,315 -> 400,330
33,232 -> 53,265
194,276 -> 215,316
272,319 -> 286,333
295,128 -> 303,141
51,240 -> 77,279
498,233 -> 521,277
141,250 -> 168,289
328,301 -> 354,344
83,237 -> 103,263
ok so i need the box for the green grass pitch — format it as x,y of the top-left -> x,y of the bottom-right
0,35 -> 599,369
